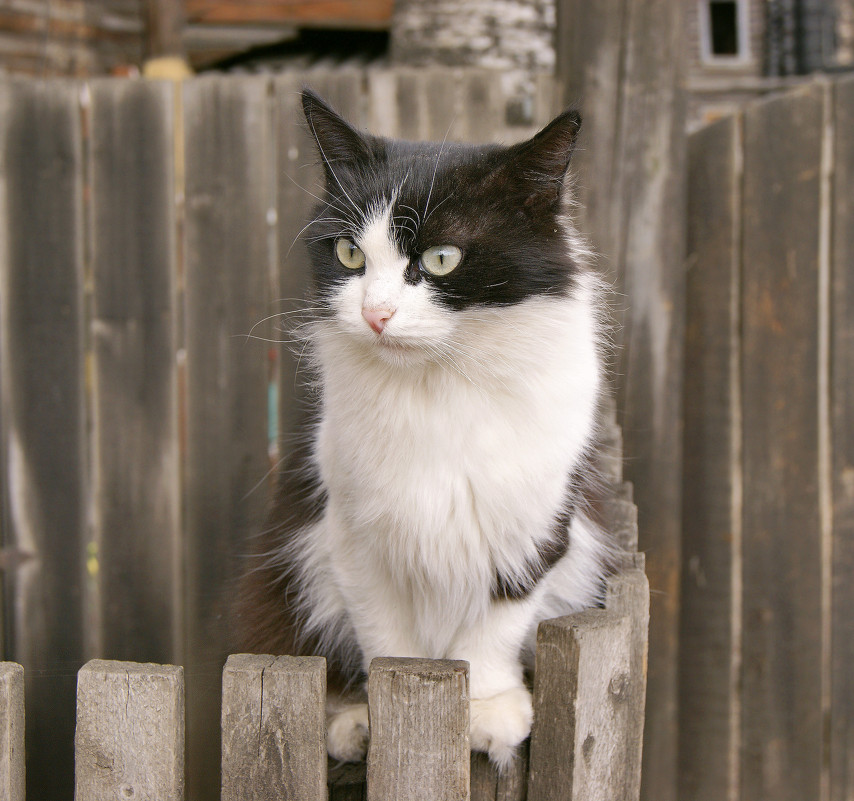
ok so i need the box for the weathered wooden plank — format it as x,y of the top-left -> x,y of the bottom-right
555,3 -> 688,797
183,74 -> 275,801
75,659 -> 184,800
830,73 -> 854,801
88,78 -> 181,664
528,609 -> 633,801
604,569 -> 650,801
679,113 -> 743,801
0,77 -> 85,801
367,657 -> 470,801
740,84 -> 825,801
0,663 -> 24,801
471,746 -> 527,801
185,0 -> 394,28
221,654 -> 326,801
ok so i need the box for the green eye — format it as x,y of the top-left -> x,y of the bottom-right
335,237 -> 366,270
420,244 -> 462,276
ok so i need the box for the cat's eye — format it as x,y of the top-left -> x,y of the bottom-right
335,237 -> 366,270
420,245 -> 462,277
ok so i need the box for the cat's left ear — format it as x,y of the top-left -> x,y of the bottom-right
504,108 -> 581,212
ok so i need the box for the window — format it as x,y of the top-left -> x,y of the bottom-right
699,0 -> 751,64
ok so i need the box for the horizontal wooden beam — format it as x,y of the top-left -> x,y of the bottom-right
185,0 -> 394,30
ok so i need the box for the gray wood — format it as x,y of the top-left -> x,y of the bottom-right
221,654 -> 326,801
740,84 -> 825,801
74,659 -> 185,801
601,497 -> 638,551
367,657 -> 470,801
528,609 -> 633,801
0,77 -> 86,801
830,73 -> 854,801
88,78 -> 181,664
183,74 -> 275,801
555,3 -> 688,796
471,746 -> 527,801
679,114 -> 743,801
0,663 -> 24,801
604,569 -> 650,801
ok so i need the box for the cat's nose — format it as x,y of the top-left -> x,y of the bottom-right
362,307 -> 395,334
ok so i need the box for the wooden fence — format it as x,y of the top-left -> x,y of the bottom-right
0,68 -> 563,800
681,75 -> 854,801
0,563 -> 648,801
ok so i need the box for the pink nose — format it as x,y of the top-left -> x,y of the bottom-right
362,307 -> 394,334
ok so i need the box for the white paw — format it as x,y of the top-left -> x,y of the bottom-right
327,703 -> 369,762
470,687 -> 533,771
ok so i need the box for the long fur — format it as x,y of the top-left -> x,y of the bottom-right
235,91 -> 614,770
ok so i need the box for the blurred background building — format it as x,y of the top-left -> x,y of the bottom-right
1,0 -> 852,127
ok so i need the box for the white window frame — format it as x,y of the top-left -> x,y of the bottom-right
698,0 -> 752,65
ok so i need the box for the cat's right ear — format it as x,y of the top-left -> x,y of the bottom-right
301,89 -> 373,173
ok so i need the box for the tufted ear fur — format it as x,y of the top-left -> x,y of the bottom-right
500,108 -> 582,213
301,89 -> 374,178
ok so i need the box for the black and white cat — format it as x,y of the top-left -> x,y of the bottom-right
237,90 -> 612,769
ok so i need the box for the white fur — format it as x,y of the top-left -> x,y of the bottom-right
294,202 -> 608,767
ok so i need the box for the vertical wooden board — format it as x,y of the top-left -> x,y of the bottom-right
367,657 -> 470,801
679,115 -> 742,801
740,85 -> 824,801
274,73 -> 322,451
88,79 -> 180,664
830,73 -> 854,801
0,663 -> 24,801
221,654 -> 326,801
0,78 -> 86,801
471,746 -> 528,801
75,659 -> 184,801
605,569 -> 650,801
556,3 -> 688,798
459,70 -> 504,144
528,610 -> 632,801
183,74 -> 274,801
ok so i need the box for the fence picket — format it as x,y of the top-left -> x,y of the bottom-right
0,663 -> 24,801
680,113 -> 743,801
74,659 -> 184,801
740,84 -> 825,801
0,78 -> 86,801
88,78 -> 181,664
367,658 -> 470,801
831,73 -> 854,801
528,610 -> 632,801
182,74 -> 275,801
221,654 -> 326,801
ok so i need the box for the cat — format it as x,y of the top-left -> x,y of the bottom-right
236,89 -> 613,770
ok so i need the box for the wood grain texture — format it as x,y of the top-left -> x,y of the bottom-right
740,84 -> 824,801
0,78 -> 85,801
470,746 -> 528,801
528,610 -> 632,801
0,663 -> 24,801
183,74 -> 275,801
74,659 -> 185,801
679,114 -> 743,801
604,569 -> 650,801
555,3 -> 687,797
185,0 -> 394,28
221,654 -> 326,801
88,78 -> 181,665
830,73 -> 854,801
367,657 -> 470,801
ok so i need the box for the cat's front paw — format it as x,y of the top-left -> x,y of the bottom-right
327,703 -> 370,762
470,686 -> 533,771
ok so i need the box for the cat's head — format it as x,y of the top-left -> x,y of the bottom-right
300,89 -> 584,366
